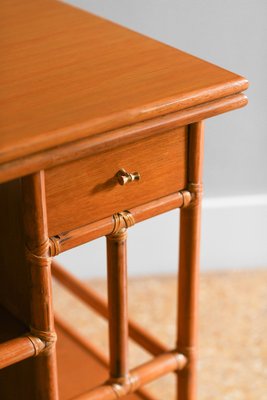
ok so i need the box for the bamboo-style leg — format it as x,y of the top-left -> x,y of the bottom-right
106,226 -> 129,381
22,171 -> 59,400
177,121 -> 204,399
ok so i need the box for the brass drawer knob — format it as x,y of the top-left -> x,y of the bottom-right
116,168 -> 141,185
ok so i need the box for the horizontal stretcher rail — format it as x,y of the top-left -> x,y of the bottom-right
71,351 -> 186,400
55,314 -> 156,400
52,261 -> 171,356
0,93 -> 247,184
50,190 -> 191,255
0,335 -> 45,369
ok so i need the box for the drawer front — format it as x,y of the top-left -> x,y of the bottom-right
45,127 -> 188,236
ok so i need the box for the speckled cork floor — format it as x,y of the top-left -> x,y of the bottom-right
53,269 -> 267,399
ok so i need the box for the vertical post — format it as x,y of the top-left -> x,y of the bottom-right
22,171 -> 59,400
177,121 -> 204,399
106,226 -> 129,382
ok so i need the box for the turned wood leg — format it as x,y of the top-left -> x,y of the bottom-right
177,122 -> 204,400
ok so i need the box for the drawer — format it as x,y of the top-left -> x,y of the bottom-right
45,127 -> 188,236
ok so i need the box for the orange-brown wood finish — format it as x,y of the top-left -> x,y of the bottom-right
0,92 -> 247,184
52,261 -> 170,357
0,336 -> 45,370
0,305 -> 44,370
21,172 -> 59,400
177,122 -> 205,399
0,0 -> 248,399
106,229 -> 129,381
0,182 -> 37,399
55,316 -> 151,400
73,352 -> 185,400
45,127 -> 187,236
0,0 -> 247,167
49,191 -> 190,254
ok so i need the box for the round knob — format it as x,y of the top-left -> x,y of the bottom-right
116,169 -> 141,185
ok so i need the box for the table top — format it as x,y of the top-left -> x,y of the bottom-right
0,0 -> 248,166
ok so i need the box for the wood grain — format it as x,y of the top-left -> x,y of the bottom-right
55,320 -> 148,400
21,172 -> 59,400
0,0 -> 248,166
0,336 -> 45,370
0,1 -> 249,398
106,231 -> 129,380
0,175 -> 58,398
177,122 -> 205,400
0,93 -> 247,184
49,191 -> 187,253
45,127 -> 187,236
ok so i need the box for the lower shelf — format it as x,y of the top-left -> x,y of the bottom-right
0,305 -> 36,400
56,322 -> 145,400
0,305 -> 150,399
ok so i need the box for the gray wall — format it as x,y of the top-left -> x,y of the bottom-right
63,0 -> 267,197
